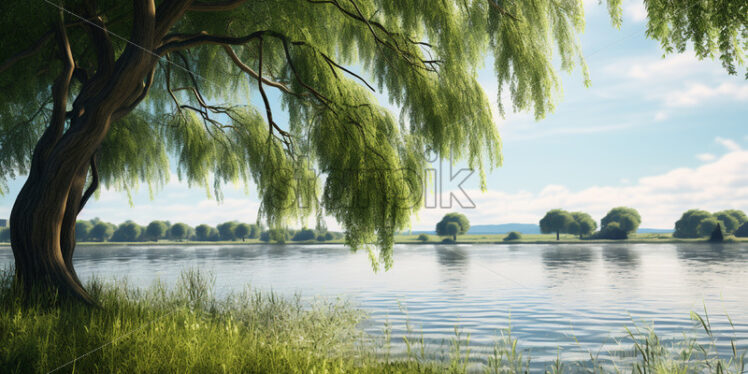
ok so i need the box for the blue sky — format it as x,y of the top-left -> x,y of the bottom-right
1,0 -> 747,230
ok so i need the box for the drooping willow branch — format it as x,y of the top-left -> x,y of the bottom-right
78,152 -> 99,213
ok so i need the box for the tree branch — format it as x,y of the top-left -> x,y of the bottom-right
487,0 -> 519,21
113,66 -> 156,120
305,0 -> 439,72
48,12 -> 76,147
0,31 -> 53,74
188,0 -> 247,12
157,30 -> 268,55
319,52 -> 375,92
223,45 -> 301,97
78,153 -> 99,213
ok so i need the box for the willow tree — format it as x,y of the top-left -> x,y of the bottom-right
0,0 -> 745,303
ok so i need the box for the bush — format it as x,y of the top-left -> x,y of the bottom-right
316,235 -> 326,241
503,231 -> 522,241
734,222 -> 748,237
75,221 -> 93,242
259,231 -> 270,242
145,221 -> 168,241
436,213 -> 470,240
261,229 -> 288,243
234,223 -> 251,241
595,222 -> 628,240
194,224 -> 213,241
217,222 -> 238,241
417,234 -> 430,242
601,207 -> 641,234
697,217 -> 720,237
169,223 -> 190,241
324,232 -> 334,241
440,238 -> 455,244
90,222 -> 114,242
674,210 -> 713,238
708,224 -> 724,242
292,228 -> 316,242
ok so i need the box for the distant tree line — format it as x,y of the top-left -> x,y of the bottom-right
0,218 -> 345,243
673,209 -> 748,238
538,207 -> 748,240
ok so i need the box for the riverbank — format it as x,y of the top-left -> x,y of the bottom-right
1,232 -> 745,247
1,269 -> 744,373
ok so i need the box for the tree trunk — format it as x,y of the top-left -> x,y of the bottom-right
10,152 -> 96,304
9,1 -> 162,304
556,231 -> 560,240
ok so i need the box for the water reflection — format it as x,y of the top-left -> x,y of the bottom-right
602,246 -> 640,268
435,245 -> 469,292
215,246 -> 264,261
541,246 -> 594,269
675,243 -> 747,263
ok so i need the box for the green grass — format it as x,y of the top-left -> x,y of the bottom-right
1,269 -> 746,373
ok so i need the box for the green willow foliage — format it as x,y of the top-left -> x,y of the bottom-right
0,0 -> 744,268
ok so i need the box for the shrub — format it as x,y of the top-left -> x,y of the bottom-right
145,221 -> 168,241
595,222 -> 628,240
169,223 -> 190,241
292,228 -> 316,242
601,207 -> 641,234
708,224 -> 724,242
234,223 -> 251,241
217,222 -> 238,241
417,234 -> 430,242
734,222 -> 748,237
674,210 -> 713,238
259,231 -> 270,242
697,217 -> 720,237
75,221 -> 93,242
194,224 -> 213,241
504,231 -> 522,241
435,213 -> 470,240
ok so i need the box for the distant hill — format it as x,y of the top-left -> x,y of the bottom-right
403,224 -> 672,235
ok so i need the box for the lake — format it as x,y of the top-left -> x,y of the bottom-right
2,242 -> 747,370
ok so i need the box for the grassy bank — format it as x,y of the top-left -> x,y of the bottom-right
0,269 -> 437,373
1,269 -> 746,373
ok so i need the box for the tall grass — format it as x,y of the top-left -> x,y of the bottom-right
0,268 -> 745,373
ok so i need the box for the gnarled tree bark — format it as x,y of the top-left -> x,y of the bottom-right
9,0 -> 184,304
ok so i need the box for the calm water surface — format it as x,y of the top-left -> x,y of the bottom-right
2,243 -> 747,369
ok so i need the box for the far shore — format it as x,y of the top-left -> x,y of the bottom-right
1,233 -> 746,247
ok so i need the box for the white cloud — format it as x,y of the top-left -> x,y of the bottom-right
410,146 -> 748,230
716,137 -> 742,152
624,1 -> 647,22
616,53 -> 715,81
654,111 -> 668,121
664,82 -> 748,107
696,153 -> 716,162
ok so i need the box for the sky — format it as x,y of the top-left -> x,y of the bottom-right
0,0 -> 746,231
